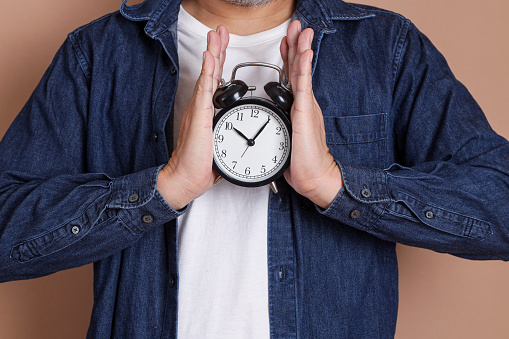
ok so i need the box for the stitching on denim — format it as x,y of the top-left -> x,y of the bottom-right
143,0 -> 175,38
152,55 -> 175,117
120,0 -> 170,21
391,19 -> 411,89
463,218 -> 474,237
385,204 -> 420,223
323,113 -> 387,119
380,111 -> 389,169
367,201 -> 390,230
148,22 -> 172,38
386,195 -> 480,239
392,189 -> 491,230
47,36 -> 92,171
120,1 -> 150,20
347,3 -> 405,21
68,33 -> 91,84
327,137 -> 386,146
115,213 -> 140,235
339,163 -> 391,203
324,113 -> 388,145
312,0 -> 337,31
65,12 -> 121,82
9,196 -> 103,250
311,28 -> 323,75
336,2 -> 376,20
107,171 -> 156,210
9,194 -> 110,262
151,0 -> 171,24
72,12 -> 119,35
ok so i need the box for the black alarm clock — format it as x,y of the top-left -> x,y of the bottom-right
212,62 -> 293,193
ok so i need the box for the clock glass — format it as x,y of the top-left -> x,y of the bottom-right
212,99 -> 291,187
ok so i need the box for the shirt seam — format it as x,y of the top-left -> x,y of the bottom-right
391,18 -> 411,88
68,33 -> 92,84
392,189 -> 492,233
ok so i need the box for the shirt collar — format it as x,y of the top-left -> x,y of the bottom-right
296,0 -> 374,32
120,0 -> 181,38
120,0 -> 374,37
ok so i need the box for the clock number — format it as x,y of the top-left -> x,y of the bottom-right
251,109 -> 259,118
221,150 -> 227,158
260,165 -> 266,173
232,161 -> 237,169
276,126 -> 282,135
245,167 -> 251,175
279,142 -> 285,150
217,135 -> 224,143
237,112 -> 244,121
225,122 -> 233,130
272,156 -> 277,164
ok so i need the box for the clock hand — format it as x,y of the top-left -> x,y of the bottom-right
233,127 -> 250,142
252,116 -> 271,141
234,126 -> 255,148
234,127 -> 253,158
241,145 -> 250,158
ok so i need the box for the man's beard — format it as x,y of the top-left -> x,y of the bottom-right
223,0 -> 276,7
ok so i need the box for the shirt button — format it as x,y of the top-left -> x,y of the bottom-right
425,210 -> 434,219
142,215 -> 154,223
169,276 -> 176,287
350,210 -> 361,219
128,193 -> 139,203
170,66 -> 177,74
153,132 -> 159,142
71,225 -> 80,235
361,188 -> 372,198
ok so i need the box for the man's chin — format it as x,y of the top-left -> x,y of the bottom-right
222,0 -> 276,7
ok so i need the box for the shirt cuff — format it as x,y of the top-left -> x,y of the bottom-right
107,165 -> 187,234
317,161 -> 391,230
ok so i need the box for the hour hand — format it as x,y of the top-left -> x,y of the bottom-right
233,127 -> 250,142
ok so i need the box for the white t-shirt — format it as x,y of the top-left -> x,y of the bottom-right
174,6 -> 290,339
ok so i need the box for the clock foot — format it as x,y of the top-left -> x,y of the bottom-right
214,176 -> 223,185
270,181 -> 278,194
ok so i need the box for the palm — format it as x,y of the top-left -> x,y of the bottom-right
280,21 -> 343,209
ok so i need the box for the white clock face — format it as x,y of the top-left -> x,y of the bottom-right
213,102 -> 291,186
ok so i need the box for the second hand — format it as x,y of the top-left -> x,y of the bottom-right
241,145 -> 249,158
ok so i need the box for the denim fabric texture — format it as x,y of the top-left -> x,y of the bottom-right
1,0 -> 509,338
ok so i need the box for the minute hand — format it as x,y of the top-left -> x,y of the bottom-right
252,116 -> 271,141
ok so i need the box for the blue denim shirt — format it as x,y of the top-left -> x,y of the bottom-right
1,0 -> 509,338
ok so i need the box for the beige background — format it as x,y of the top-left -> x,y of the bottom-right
1,0 -> 508,338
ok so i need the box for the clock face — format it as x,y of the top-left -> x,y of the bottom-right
212,98 -> 291,187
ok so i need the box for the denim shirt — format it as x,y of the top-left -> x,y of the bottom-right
1,0 -> 509,337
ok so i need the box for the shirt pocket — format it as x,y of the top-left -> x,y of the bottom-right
323,113 -> 387,168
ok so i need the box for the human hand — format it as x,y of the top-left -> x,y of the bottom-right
280,20 -> 343,209
157,26 -> 229,210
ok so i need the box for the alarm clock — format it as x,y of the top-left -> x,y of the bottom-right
212,62 -> 293,192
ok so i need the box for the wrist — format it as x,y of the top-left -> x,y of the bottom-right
156,164 -> 190,211
308,161 -> 343,209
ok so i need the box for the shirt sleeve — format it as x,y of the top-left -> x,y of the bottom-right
318,21 -> 509,261
0,36 -> 185,282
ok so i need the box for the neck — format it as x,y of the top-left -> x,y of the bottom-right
181,0 -> 296,36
